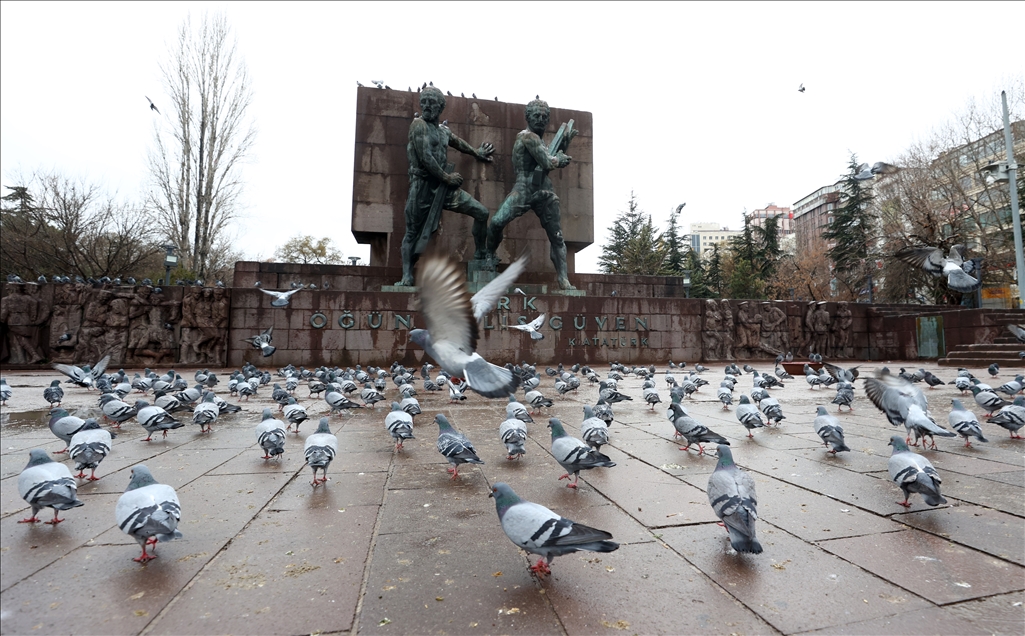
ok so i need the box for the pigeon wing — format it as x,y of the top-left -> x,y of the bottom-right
418,254 -> 478,353
895,246 -> 945,276
90,354 -> 111,380
470,256 -> 527,322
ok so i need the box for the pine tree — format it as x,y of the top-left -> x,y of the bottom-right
823,155 -> 877,297
661,206 -> 687,275
704,244 -> 726,297
685,248 -> 714,297
598,193 -> 667,275
753,214 -> 782,280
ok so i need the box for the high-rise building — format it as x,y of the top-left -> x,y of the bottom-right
792,183 -> 842,255
689,222 -> 739,255
747,204 -> 795,236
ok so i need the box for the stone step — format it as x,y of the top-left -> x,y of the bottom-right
952,343 -> 1025,352
938,357 -> 1025,367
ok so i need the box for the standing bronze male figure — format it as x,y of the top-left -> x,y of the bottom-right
396,86 -> 494,286
486,98 -> 577,290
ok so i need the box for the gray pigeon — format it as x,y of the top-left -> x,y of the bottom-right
525,389 -> 553,414
887,435 -> 946,508
408,254 -> 523,398
669,402 -> 729,455
970,385 -> 1010,417
707,445 -> 762,554
99,393 -> 137,427
948,399 -> 987,448
498,417 -> 527,460
68,420 -> 113,480
258,286 -> 304,307
580,405 -> 610,451
255,408 -> 286,459
509,313 -> 546,340
988,396 -> 1025,438
904,404 -> 957,449
894,244 -> 981,293
283,397 -> 308,432
735,395 -> 766,437
435,414 -> 483,478
813,406 -> 850,454
864,375 -> 929,427
244,326 -> 276,357
191,391 -> 220,433
548,418 -> 615,488
48,408 -> 88,452
116,465 -> 182,562
0,377 -> 11,405
135,400 -> 184,441
831,381 -> 854,412
304,418 -> 338,486
43,379 -> 64,407
18,449 -> 84,524
52,354 -> 111,388
506,395 -> 533,423
385,402 -> 415,450
489,482 -> 618,576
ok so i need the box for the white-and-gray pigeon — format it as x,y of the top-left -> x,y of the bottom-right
244,326 -> 276,356
435,414 -> 483,478
735,395 -> 766,438
255,408 -> 287,459
18,449 -> 84,524
409,254 -> 522,398
498,417 -> 527,460
580,405 -> 610,451
887,435 -> 946,508
988,396 -> 1025,438
894,244 -> 982,293
385,402 -> 415,450
68,419 -> 113,480
813,406 -> 849,454
136,400 -> 184,441
707,445 -> 762,554
259,286 -> 304,307
304,418 -> 338,486
548,418 -> 615,488
116,465 -> 182,562
52,354 -> 110,388
489,482 -> 618,576
47,408 -> 88,453
509,313 -> 546,340
948,399 -> 987,448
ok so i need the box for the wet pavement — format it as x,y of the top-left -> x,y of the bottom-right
0,362 -> 1023,635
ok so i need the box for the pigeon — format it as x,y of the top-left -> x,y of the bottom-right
68,420 -> 113,480
853,161 -> 900,180
717,385 -> 734,410
255,409 -> 286,459
759,396 -> 785,425
922,371 -> 946,389
1007,324 -> 1025,344
258,286 -> 304,308
823,362 -> 860,383
116,465 -> 182,562
282,397 -> 308,432
0,377 -> 11,405
669,402 -> 729,455
48,408 -> 89,453
887,436 -> 946,508
894,244 -> 982,293
499,417 -> 527,460
948,399 -> 987,448
525,389 -> 553,414
988,396 -> 1025,438
643,386 -> 662,410
548,418 -> 615,488
398,396 -> 421,417
145,96 -> 160,113
510,313 -> 546,340
813,406 -> 849,454
988,363 -> 1000,378
831,381 -> 854,411
707,445 -> 762,554
325,388 -> 362,415
244,327 -> 276,357
135,400 -> 184,441
864,374 -> 929,427
43,379 -> 64,407
798,83 -> 805,93
304,418 -> 338,486
580,405 -> 609,451
735,395 -> 766,438
52,354 -> 111,388
385,403 -> 415,450
506,395 -> 533,423
434,414 -> 483,479
409,253 -> 523,398
18,449 -> 84,524
995,375 -> 1024,397
904,404 -> 957,449
970,385 -> 1010,418
489,482 -> 618,577
191,391 -> 220,433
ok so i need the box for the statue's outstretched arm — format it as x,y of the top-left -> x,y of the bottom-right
449,133 -> 494,163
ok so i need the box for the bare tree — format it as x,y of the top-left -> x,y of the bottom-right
147,12 -> 255,279
1,172 -> 161,279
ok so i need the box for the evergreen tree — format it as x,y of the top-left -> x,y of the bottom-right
753,214 -> 782,280
727,258 -> 766,299
727,217 -> 759,265
684,248 -> 714,297
704,244 -> 726,297
822,154 -> 877,297
661,206 -> 688,275
598,193 -> 667,275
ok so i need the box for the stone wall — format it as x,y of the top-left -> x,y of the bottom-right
350,87 -> 594,275
5,269 -> 1021,369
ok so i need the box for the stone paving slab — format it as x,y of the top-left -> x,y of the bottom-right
818,528 -> 1025,604
1,362 -> 1023,635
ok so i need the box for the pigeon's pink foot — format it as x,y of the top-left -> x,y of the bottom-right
896,500 -> 912,508
18,516 -> 40,524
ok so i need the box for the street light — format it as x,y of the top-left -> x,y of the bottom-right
979,90 -> 1023,308
682,269 -> 692,298
163,245 -> 178,286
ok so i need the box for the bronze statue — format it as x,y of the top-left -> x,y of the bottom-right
0,284 -> 46,364
486,98 -> 577,289
395,86 -> 494,286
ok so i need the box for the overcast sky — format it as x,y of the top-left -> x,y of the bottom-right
2,1 -> 1023,273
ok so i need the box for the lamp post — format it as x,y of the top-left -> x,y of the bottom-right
163,245 -> 178,286
979,90 -> 1023,309
682,269 -> 692,298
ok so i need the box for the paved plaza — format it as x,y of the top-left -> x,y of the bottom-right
1,361 -> 1023,635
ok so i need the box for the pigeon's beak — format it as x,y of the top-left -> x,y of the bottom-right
488,487 -> 496,498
